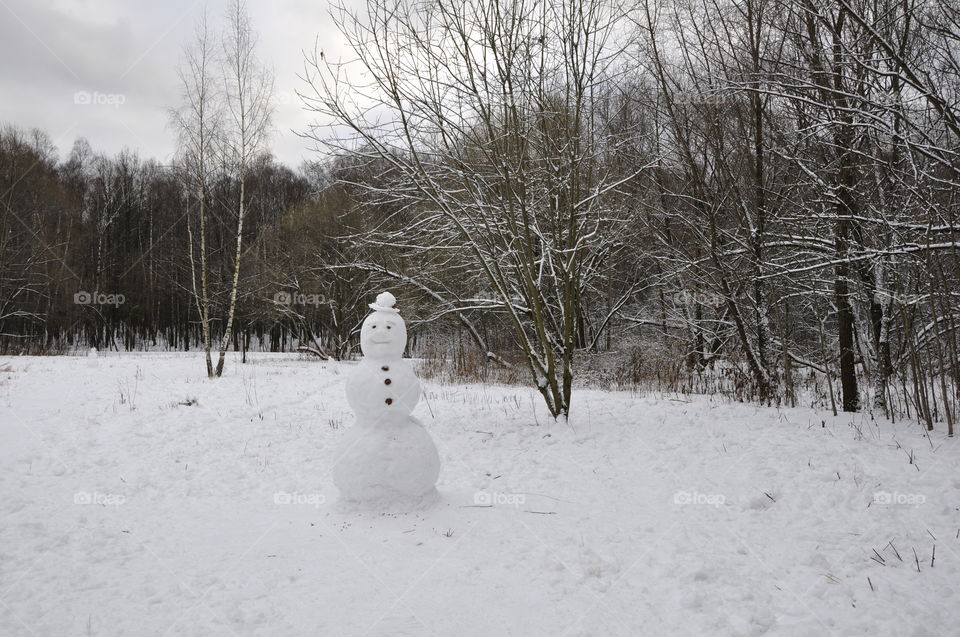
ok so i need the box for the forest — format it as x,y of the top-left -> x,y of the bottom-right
2,0 -> 960,428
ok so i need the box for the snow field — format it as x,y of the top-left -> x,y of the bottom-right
0,353 -> 957,636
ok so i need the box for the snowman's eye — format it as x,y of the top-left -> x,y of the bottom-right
386,325 -> 391,330
371,324 -> 377,329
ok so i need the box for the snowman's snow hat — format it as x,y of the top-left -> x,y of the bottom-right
368,291 -> 400,314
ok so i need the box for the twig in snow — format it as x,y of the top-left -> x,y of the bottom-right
887,541 -> 903,562
423,391 -> 435,419
868,577 -> 875,592
913,547 -> 921,572
931,545 -> 936,568
519,492 -> 573,503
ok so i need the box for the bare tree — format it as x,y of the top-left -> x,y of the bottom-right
635,0 -> 785,399
301,0 -> 649,419
171,10 -> 221,377
215,0 -> 274,377
172,1 -> 273,377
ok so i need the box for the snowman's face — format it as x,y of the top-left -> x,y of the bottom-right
360,311 -> 407,360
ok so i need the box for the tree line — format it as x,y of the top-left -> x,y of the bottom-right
0,124 -> 313,353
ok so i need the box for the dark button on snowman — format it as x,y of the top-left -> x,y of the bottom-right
333,292 -> 440,506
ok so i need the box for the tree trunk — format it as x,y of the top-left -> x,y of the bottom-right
215,178 -> 245,377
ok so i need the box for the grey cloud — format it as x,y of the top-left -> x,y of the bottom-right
0,0 -> 345,167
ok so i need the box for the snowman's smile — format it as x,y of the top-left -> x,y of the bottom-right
369,337 -> 394,345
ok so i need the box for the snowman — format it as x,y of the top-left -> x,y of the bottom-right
333,292 -> 440,506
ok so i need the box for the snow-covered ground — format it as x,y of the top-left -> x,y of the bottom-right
1,353 -> 957,636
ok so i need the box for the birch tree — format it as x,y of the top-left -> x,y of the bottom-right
215,0 -> 274,376
171,11 -> 220,377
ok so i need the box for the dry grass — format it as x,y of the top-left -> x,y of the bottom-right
414,338 -> 933,422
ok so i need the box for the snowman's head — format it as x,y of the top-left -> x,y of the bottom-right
359,292 -> 407,360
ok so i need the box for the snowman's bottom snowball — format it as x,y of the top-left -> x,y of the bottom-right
333,418 -> 440,504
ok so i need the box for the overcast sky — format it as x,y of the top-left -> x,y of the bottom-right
0,0 -> 350,168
